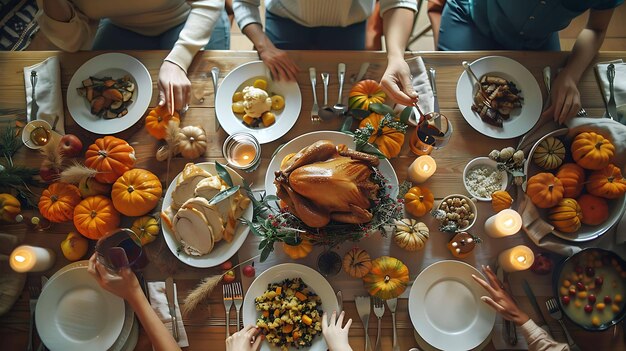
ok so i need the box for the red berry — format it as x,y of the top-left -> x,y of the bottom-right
576,282 -> 586,291
604,296 -> 612,304
584,304 -> 593,313
585,266 -> 595,277
569,288 -> 577,296
220,261 -> 233,270
588,294 -> 596,304
595,277 -> 604,287
243,264 -> 256,278
223,270 -> 236,283
561,296 -> 571,305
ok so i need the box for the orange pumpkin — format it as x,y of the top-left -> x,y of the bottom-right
348,79 -> 386,110
548,198 -> 583,233
358,113 -> 405,158
363,256 -> 410,300
491,190 -> 513,212
0,193 -> 21,222
111,169 -> 163,217
404,186 -> 434,217
73,195 -> 121,239
526,173 -> 564,208
556,163 -> 586,198
145,105 -> 180,140
586,164 -> 626,199
85,136 -> 136,184
571,132 -> 615,170
342,247 -> 372,278
38,182 -> 82,223
282,238 -> 313,259
577,194 -> 609,226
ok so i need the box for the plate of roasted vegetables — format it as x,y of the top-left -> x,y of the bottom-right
456,56 -> 542,139
67,53 -> 152,135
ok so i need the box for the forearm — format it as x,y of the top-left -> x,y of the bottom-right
382,8 -> 415,60
41,0 -> 73,22
520,319 -> 569,351
127,291 -> 181,351
242,23 -> 276,54
428,12 -> 441,49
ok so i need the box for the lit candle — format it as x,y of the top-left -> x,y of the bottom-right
223,132 -> 261,172
408,155 -> 437,183
9,245 -> 55,273
484,209 -> 522,238
498,245 -> 535,272
231,142 -> 257,167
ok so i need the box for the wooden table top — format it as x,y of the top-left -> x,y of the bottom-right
0,50 -> 625,351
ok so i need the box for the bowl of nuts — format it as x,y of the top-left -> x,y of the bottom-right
434,194 -> 478,232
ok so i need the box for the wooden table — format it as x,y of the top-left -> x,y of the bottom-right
1,50 -> 625,350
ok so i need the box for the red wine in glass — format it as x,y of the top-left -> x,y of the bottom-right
96,228 -> 148,271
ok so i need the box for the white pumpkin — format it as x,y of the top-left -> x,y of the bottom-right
178,126 -> 208,159
393,218 -> 429,251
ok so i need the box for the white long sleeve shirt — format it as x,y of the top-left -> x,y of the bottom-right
520,319 -> 570,351
35,0 -> 224,72
233,0 -> 417,31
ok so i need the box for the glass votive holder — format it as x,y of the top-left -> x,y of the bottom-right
222,132 -> 261,173
317,250 -> 342,277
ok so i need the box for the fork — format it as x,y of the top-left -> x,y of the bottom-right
386,298 -> 400,351
355,296 -> 372,351
29,71 -> 38,123
309,67 -> 320,125
28,282 -> 41,351
462,61 -> 492,109
372,298 -> 385,351
223,284 -> 233,337
546,298 -> 581,351
232,282 -> 243,331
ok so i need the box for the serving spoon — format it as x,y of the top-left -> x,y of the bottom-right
333,63 -> 348,116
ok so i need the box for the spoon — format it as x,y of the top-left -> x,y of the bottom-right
333,63 -> 348,116
319,73 -> 335,120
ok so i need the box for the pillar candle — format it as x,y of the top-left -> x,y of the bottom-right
498,245 -> 534,272
484,209 -> 522,238
9,245 -> 55,273
408,155 -> 437,183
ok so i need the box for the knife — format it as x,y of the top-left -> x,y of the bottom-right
165,277 -> 180,341
36,276 -> 48,351
211,67 -> 221,132
355,62 -> 370,83
522,279 -> 554,336
606,63 -> 617,120
428,67 -> 441,131
496,267 -> 517,345
336,290 -> 343,313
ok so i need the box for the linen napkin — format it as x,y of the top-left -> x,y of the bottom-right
595,59 -> 626,121
491,315 -> 529,350
148,281 -> 189,347
23,56 -> 65,134
393,56 -> 435,126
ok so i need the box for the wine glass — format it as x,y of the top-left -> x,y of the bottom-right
95,228 -> 147,272
409,111 -> 453,156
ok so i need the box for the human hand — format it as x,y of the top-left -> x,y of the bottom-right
322,311 -> 353,351
158,61 -> 191,116
380,55 -> 418,106
472,265 -> 530,326
541,70 -> 581,125
258,43 -> 299,81
87,253 -> 142,303
225,325 -> 263,351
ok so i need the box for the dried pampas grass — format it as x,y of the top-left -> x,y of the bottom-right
39,138 -> 63,170
59,162 -> 98,184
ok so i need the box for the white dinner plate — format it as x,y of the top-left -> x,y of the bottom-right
242,263 -> 339,351
265,131 -> 398,198
409,260 -> 495,351
456,56 -> 542,139
162,162 -> 253,268
35,267 -> 125,351
215,61 -> 301,144
67,53 -> 152,135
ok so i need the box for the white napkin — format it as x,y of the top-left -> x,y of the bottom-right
595,59 -> 626,112
147,281 -> 189,347
491,315 -> 529,350
393,56 -> 435,126
23,56 -> 65,134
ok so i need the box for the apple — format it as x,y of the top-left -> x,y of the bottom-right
223,270 -> 236,283
78,177 -> 111,197
61,232 -> 89,261
58,134 -> 83,158
243,264 -> 256,278
39,166 -> 60,183
220,260 -> 233,270
529,253 -> 553,275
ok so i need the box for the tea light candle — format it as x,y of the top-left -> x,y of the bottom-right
223,132 -> 261,172
408,155 -> 437,183
9,245 -> 55,273
498,245 -> 535,272
484,209 -> 522,238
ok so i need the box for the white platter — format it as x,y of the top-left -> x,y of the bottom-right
215,61 -> 301,144
409,260 -> 495,351
265,131 -> 398,198
67,53 -> 152,135
162,162 -> 253,268
242,263 -> 339,351
35,267 -> 125,351
456,56 -> 542,139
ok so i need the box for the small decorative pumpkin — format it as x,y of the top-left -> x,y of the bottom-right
586,164 -> 626,199
556,163 -> 586,198
404,186 -> 434,217
38,182 -> 82,223
548,198 -> 583,233
363,256 -> 410,300
526,172 -> 564,208
131,216 -> 160,246
85,136 -> 136,184
0,193 -> 21,222
358,113 -> 405,158
571,132 -> 615,170
342,247 -> 372,278
73,195 -> 121,239
447,232 -> 477,258
178,125 -> 208,159
533,136 -> 565,170
577,194 -> 609,226
282,238 -> 313,259
111,169 -> 163,217
393,219 -> 429,251
491,190 -> 513,212
348,79 -> 386,110
145,105 -> 180,140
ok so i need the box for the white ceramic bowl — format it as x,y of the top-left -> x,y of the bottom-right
437,194 -> 478,232
462,157 -> 508,201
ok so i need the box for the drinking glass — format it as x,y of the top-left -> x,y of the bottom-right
222,132 -> 261,172
409,112 -> 453,155
95,228 -> 147,271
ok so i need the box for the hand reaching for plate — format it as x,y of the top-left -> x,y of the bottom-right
541,70 -> 581,125
226,325 -> 263,351
158,61 -> 191,115
472,265 -> 530,327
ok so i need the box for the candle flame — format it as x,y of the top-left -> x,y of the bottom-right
516,255 -> 526,263
504,218 -> 514,228
422,164 -> 430,171
15,255 -> 25,263
243,155 -> 250,161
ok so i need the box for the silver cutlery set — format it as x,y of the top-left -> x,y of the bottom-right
222,282 -> 244,337
355,295 -> 400,351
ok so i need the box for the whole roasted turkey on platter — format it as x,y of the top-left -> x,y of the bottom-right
274,140 -> 381,228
